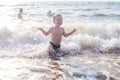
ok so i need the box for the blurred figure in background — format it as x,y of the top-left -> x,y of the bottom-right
17,8 -> 23,21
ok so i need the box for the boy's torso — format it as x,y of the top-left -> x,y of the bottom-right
50,27 -> 63,45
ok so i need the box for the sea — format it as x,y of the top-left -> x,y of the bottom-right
0,1 -> 120,80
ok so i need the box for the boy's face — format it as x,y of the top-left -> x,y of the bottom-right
53,15 -> 63,26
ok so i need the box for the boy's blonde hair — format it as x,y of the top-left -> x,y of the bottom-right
53,14 -> 62,20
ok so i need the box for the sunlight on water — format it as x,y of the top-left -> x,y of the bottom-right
0,1 -> 120,80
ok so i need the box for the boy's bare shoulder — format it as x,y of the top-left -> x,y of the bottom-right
50,26 -> 55,29
51,26 -> 55,28
49,27 -> 55,32
49,27 -> 54,30
60,27 -> 64,29
60,27 -> 64,31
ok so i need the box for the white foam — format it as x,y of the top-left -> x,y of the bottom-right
0,21 -> 120,54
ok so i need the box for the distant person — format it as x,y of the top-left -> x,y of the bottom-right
47,10 -> 55,17
38,14 -> 76,55
17,8 -> 23,21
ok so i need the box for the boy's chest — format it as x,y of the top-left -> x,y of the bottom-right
52,28 -> 63,34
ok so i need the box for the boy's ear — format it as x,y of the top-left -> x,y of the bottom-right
53,19 -> 55,24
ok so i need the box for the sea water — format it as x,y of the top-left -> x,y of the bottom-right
0,1 -> 120,80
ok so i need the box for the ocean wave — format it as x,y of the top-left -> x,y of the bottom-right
73,8 -> 99,11
0,23 -> 120,54
79,13 -> 120,17
94,13 -> 120,17
0,27 -> 13,40
94,13 -> 107,16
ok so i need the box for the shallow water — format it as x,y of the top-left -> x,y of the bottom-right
0,51 -> 120,80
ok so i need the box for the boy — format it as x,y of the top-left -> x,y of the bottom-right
38,14 -> 76,55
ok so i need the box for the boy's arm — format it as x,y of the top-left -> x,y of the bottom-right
38,27 -> 51,36
63,28 -> 76,37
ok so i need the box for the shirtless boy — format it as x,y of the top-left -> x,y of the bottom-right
38,14 -> 76,54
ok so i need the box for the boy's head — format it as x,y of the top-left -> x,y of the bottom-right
53,14 -> 63,27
